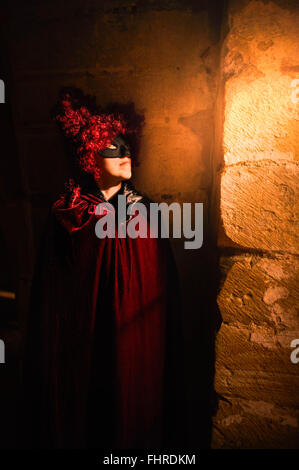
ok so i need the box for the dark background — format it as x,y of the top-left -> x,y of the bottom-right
1,0 -> 298,449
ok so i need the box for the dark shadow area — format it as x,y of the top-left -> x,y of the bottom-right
170,223 -> 223,447
0,6 -> 24,448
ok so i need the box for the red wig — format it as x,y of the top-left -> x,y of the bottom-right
53,88 -> 134,178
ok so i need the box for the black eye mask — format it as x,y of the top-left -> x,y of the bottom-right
99,135 -> 131,158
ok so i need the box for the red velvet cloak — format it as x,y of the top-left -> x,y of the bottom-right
20,180 -> 185,449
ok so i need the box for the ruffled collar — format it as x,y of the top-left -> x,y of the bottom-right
81,179 -> 144,207
55,178 -> 145,214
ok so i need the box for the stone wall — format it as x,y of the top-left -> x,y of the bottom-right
211,0 -> 299,448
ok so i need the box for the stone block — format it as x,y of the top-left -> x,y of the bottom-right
214,368 -> 299,409
220,161 -> 299,253
223,0 -> 299,165
217,254 -> 299,329
212,397 -> 299,448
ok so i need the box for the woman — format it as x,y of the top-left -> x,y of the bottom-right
20,88 -> 185,449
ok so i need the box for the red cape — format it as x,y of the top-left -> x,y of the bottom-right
19,180 -> 185,449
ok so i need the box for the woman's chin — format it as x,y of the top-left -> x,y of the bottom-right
119,170 -> 132,180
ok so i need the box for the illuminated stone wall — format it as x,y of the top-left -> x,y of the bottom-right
212,0 -> 299,448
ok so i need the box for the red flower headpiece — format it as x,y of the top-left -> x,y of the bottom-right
53,88 -> 135,178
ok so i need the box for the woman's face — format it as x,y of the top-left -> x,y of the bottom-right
95,154 -> 132,184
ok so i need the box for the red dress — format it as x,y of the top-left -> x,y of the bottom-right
20,179 -> 185,449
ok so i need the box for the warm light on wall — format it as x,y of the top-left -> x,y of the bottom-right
223,73 -> 298,166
